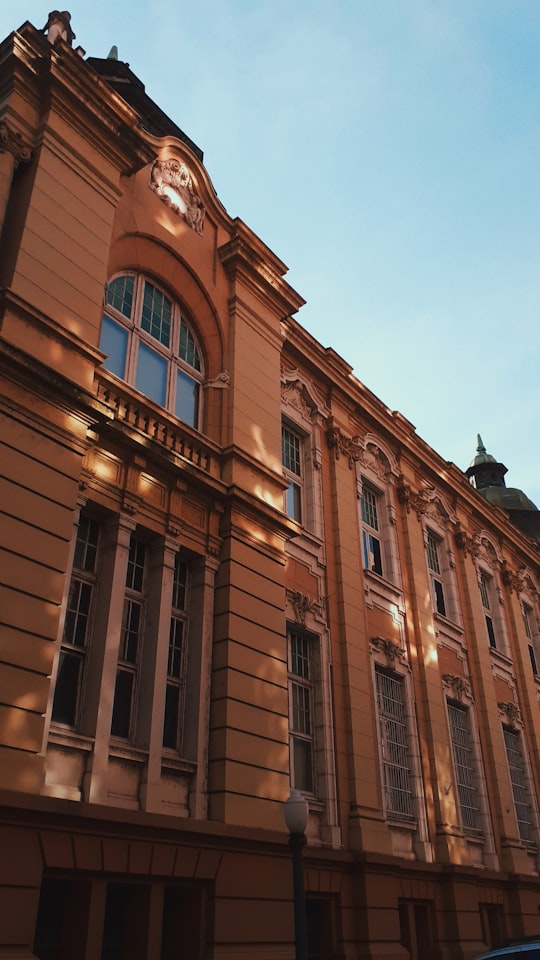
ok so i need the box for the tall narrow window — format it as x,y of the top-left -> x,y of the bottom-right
522,603 -> 538,676
426,531 -> 446,617
479,571 -> 497,648
360,483 -> 383,576
447,701 -> 481,833
375,666 -> 415,821
503,726 -> 536,842
288,630 -> 314,793
52,514 -> 100,727
111,537 -> 146,739
163,555 -> 189,751
100,274 -> 203,428
282,424 -> 303,522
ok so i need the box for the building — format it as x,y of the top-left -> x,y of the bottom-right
1,12 -> 539,960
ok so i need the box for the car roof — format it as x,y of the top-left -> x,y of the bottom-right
474,943 -> 540,959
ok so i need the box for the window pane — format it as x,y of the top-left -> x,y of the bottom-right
51,651 -> 81,726
376,668 -> 414,820
136,341 -> 168,406
293,737 -> 313,793
111,670 -> 134,739
290,632 -> 310,679
426,533 -> 441,574
106,275 -> 134,318
73,515 -> 99,572
361,486 -> 379,530
479,573 -> 491,610
63,579 -> 93,647
486,614 -> 496,648
100,315 -> 128,378
175,369 -> 198,425
503,727 -> 535,841
433,578 -> 446,617
285,481 -> 302,521
141,282 -> 171,347
363,530 -> 382,576
448,702 -> 480,832
178,316 -> 201,370
163,683 -> 180,750
282,426 -> 302,475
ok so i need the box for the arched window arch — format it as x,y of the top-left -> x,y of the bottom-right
99,273 -> 204,428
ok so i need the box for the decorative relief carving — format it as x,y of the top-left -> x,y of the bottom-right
327,426 -> 362,469
203,372 -> 230,389
501,562 -> 527,595
281,369 -> 328,423
43,10 -> 75,45
442,674 -> 471,702
287,589 -> 325,626
370,635 -> 403,666
0,122 -> 31,166
397,476 -> 456,527
150,159 -> 205,234
498,701 -> 521,726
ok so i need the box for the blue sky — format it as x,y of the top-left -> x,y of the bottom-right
4,2 -> 540,506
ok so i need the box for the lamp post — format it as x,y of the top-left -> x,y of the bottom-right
284,789 -> 309,960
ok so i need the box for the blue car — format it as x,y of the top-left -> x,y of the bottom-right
474,939 -> 540,959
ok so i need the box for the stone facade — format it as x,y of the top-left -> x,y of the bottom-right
0,15 -> 539,960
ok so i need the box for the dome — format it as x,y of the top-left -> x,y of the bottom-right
469,434 -> 496,468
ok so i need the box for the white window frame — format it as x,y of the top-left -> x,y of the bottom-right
502,723 -> 538,845
370,639 -> 431,861
282,421 -> 304,524
100,273 -> 204,429
288,627 -> 315,794
51,510 -> 101,729
111,534 -> 148,741
162,554 -> 190,753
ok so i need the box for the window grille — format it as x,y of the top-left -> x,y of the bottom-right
288,630 -> 314,793
163,555 -> 189,751
447,701 -> 481,833
375,667 -> 415,821
361,484 -> 383,576
503,727 -> 536,842
101,274 -> 203,428
282,424 -> 303,522
111,536 -> 147,739
52,514 -> 100,727
426,532 -> 446,617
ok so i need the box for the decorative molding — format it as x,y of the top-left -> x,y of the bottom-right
43,10 -> 76,45
203,372 -> 230,390
0,122 -> 31,166
501,562 -> 526,595
326,426 -> 362,469
442,674 -> 472,702
287,589 -> 325,626
397,476 -> 457,527
498,701 -> 521,727
370,635 -> 403,666
150,159 -> 205,234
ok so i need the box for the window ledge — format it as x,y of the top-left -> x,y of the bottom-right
433,612 -> 464,638
48,727 -> 95,752
161,754 -> 197,775
109,742 -> 149,764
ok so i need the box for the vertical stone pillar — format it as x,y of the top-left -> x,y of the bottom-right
0,120 -> 31,231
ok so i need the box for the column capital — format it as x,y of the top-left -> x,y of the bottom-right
0,121 -> 32,166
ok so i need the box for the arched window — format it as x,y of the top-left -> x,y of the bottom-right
99,274 -> 203,428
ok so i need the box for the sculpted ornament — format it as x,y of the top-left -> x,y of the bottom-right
443,674 -> 471,702
371,636 -> 403,666
498,701 -> 521,727
326,426 -> 362,469
0,122 -> 31,166
288,590 -> 325,626
150,159 -> 205,235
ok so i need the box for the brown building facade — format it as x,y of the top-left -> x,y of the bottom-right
1,13 -> 540,960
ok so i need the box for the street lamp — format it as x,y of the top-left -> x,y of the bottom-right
284,789 -> 309,960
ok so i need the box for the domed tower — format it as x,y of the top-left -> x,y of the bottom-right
466,435 -> 540,545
